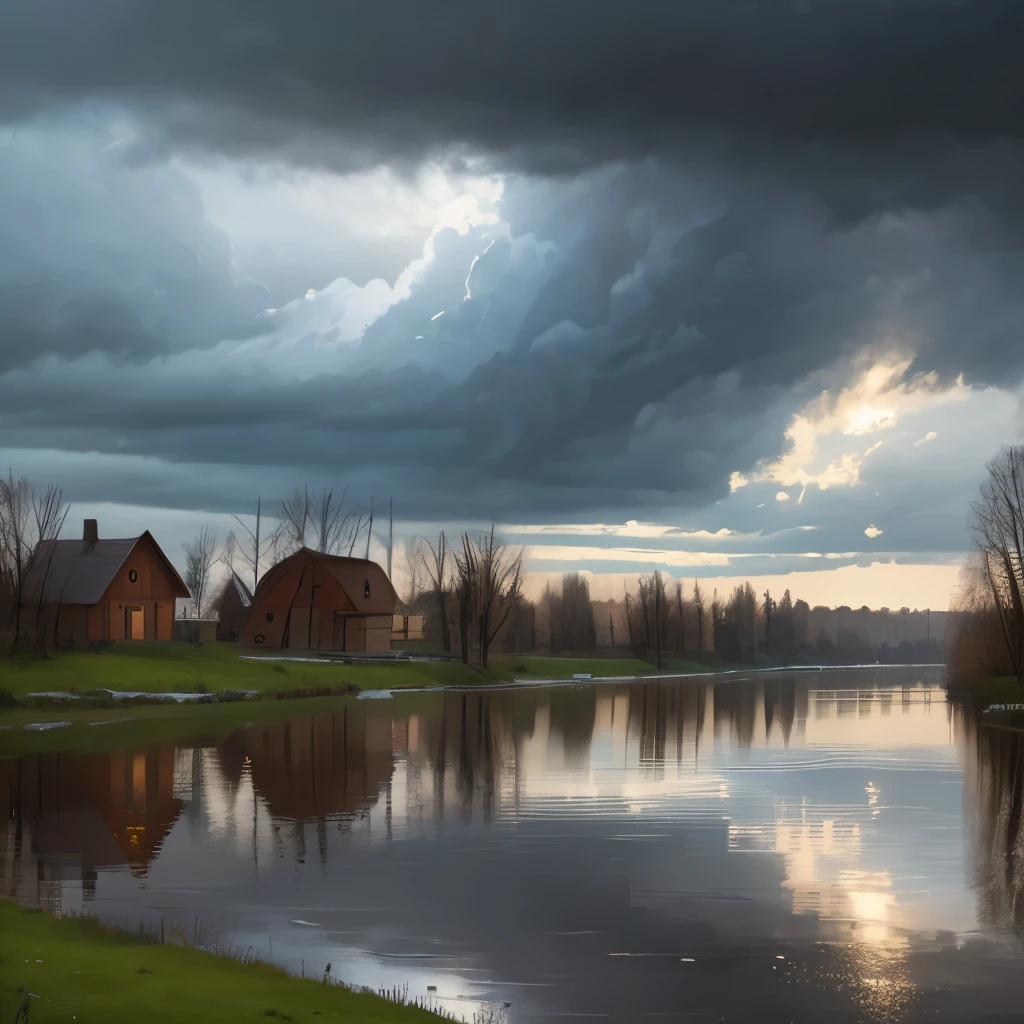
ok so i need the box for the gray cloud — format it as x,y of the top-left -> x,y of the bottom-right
2,152 -> 1018,546
0,119 -> 269,370
0,5 -> 1021,573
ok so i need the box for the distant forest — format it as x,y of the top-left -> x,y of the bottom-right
405,569 -> 946,669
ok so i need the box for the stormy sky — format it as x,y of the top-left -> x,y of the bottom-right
2,0 -> 1022,605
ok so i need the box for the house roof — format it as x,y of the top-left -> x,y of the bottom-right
255,548 -> 398,614
230,571 -> 253,607
28,531 -> 190,606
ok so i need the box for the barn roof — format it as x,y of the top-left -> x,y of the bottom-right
28,531 -> 190,606
254,548 -> 398,614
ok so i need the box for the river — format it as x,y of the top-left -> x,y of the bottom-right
4,666 -> 1024,1022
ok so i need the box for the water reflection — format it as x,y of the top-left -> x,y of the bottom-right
4,668 -> 1024,1022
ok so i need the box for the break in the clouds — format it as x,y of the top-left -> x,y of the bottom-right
0,1 -> 1022,590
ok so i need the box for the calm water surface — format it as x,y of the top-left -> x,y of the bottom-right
5,667 -> 1024,1022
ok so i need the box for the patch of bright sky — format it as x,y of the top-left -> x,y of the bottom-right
732,356 -> 971,495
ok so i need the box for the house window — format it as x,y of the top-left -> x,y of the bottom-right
266,612 -> 274,622
364,580 -> 371,599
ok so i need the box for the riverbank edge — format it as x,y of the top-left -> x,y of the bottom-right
2,657 -> 946,712
0,646 -> 708,710
0,899 -> 446,1023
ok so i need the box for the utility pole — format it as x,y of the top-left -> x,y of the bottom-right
926,608 -> 930,641
365,497 -> 374,561
609,613 -> 616,651
654,574 -> 662,670
253,497 -> 261,594
387,498 -> 393,580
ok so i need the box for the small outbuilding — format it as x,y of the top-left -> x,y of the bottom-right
239,548 -> 398,652
27,519 -> 191,645
213,571 -> 254,642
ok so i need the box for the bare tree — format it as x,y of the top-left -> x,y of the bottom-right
453,526 -> 524,670
225,496 -> 279,594
404,539 -> 426,605
693,580 -> 705,652
279,488 -> 310,554
675,579 -> 685,655
183,527 -> 218,618
453,542 -> 474,665
418,531 -> 452,653
308,487 -> 365,555
562,572 -> 596,652
0,472 -> 69,648
948,554 -> 1017,682
969,446 -> 1024,683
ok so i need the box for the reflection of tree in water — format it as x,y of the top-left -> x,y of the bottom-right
548,686 -> 597,768
965,720 -> 1024,936
764,676 -> 798,747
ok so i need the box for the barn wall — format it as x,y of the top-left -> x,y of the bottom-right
240,551 -> 395,652
365,615 -> 393,652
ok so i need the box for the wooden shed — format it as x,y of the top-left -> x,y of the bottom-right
27,519 -> 190,645
213,571 -> 254,641
239,548 -> 398,652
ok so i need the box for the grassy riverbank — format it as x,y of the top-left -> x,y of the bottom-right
0,901 -> 441,1024
0,644 -> 699,705
0,643 -> 500,700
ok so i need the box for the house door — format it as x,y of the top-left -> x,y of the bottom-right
125,606 -> 144,640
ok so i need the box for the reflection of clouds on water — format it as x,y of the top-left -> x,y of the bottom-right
7,668 -> 1024,1022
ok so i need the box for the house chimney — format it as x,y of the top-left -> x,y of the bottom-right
83,519 -> 98,545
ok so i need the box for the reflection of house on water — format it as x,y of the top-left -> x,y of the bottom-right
0,749 -> 181,912
2,674 -> 955,917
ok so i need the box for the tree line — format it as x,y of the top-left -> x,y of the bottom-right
948,445 -> 1024,686
406,549 -> 944,670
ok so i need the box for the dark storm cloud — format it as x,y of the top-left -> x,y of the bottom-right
1,1 -> 1022,214
2,157 -> 1017,542
0,0 -> 1021,556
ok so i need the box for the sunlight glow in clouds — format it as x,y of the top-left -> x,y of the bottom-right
733,357 -> 971,497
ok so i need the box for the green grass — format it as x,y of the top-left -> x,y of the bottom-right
0,645 -> 714,704
0,901 -> 440,1024
0,647 -> 715,757
0,643 -> 498,700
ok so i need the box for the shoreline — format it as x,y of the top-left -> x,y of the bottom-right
0,899 -> 452,1024
0,662 -> 948,755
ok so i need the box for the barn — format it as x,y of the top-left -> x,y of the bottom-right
27,519 -> 191,645
240,548 -> 397,652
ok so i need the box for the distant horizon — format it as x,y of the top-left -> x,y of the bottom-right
54,500 -> 963,613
